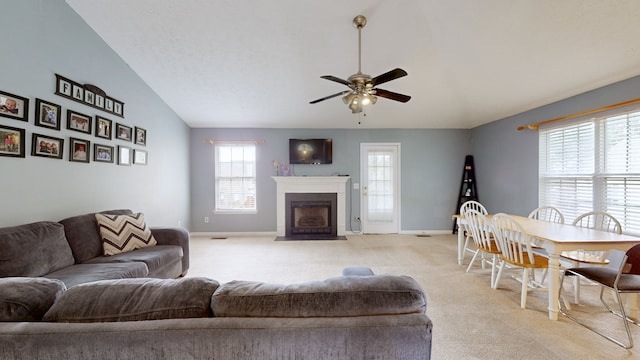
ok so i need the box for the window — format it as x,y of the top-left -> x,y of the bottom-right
215,143 -> 256,213
539,110 -> 640,235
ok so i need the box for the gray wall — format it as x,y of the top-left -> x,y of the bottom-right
471,74 -> 640,216
0,0 -> 190,227
5,1 -> 640,233
190,128 -> 470,232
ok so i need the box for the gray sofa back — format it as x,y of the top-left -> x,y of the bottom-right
58,209 -> 132,263
0,222 -> 74,277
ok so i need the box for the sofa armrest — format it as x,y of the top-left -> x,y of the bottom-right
150,227 -> 189,276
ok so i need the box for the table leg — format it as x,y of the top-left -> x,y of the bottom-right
547,252 -> 561,320
457,222 -> 464,265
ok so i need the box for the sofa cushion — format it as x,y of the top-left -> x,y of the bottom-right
59,209 -> 132,263
0,221 -> 75,277
44,262 -> 149,288
43,277 -> 219,322
0,277 -> 66,321
83,245 -> 183,274
95,213 -> 157,256
211,274 -> 427,318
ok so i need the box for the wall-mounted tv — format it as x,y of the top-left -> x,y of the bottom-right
289,138 -> 333,164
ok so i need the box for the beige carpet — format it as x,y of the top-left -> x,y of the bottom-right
186,233 -> 640,359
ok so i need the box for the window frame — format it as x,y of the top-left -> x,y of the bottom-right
538,108 -> 640,235
214,142 -> 257,214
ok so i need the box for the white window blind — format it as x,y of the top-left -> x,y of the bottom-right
539,110 -> 640,235
215,143 -> 256,212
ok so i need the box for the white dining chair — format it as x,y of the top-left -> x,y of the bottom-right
562,211 -> 622,304
464,208 -> 501,288
492,213 -> 549,309
528,206 -> 565,224
459,200 -> 489,264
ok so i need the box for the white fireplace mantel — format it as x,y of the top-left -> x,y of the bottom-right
273,176 -> 350,236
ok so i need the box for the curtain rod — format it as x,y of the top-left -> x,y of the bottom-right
201,139 -> 266,144
517,97 -> 640,131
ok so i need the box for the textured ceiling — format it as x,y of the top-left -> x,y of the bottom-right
65,0 -> 640,129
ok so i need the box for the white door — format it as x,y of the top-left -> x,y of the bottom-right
360,143 -> 400,234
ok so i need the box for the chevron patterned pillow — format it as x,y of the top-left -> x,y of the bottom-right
95,213 -> 157,256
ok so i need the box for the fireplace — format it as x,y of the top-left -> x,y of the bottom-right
273,176 -> 349,237
285,193 -> 337,239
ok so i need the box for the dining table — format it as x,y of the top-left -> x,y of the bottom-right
453,213 -> 640,320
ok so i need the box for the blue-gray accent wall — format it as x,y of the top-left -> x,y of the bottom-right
0,0 -> 190,227
190,128 -> 470,232
471,75 -> 640,216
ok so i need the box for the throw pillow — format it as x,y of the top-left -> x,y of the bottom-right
211,274 -> 426,318
0,277 -> 66,321
43,277 -> 220,323
95,213 -> 157,256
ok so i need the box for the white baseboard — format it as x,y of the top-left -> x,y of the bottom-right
190,231 -> 277,238
189,230 -> 453,237
400,230 -> 453,235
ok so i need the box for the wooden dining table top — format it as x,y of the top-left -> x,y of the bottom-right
454,213 -> 640,245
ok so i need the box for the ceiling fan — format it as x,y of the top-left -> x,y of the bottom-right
310,15 -> 411,114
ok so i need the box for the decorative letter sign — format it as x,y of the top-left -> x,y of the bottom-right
55,74 -> 124,118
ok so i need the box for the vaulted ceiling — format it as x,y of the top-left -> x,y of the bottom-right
65,0 -> 640,129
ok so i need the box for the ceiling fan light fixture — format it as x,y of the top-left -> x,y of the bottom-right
309,14 -> 410,113
342,93 -> 356,105
350,100 -> 363,114
362,93 -> 377,106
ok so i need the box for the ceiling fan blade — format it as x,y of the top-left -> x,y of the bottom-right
370,68 -> 408,86
310,90 -> 351,104
374,88 -> 411,103
320,75 -> 352,87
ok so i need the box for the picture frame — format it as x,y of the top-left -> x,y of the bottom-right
134,149 -> 148,165
95,116 -> 112,139
134,126 -> 146,146
94,143 -> 114,163
34,98 -> 62,130
69,137 -> 90,163
116,123 -> 133,142
67,110 -> 92,135
118,145 -> 132,165
0,90 -> 29,122
31,133 -> 64,159
0,124 -> 25,158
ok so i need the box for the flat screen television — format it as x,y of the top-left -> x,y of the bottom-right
289,138 -> 332,164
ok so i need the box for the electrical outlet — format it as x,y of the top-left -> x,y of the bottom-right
355,216 -> 361,222
204,217 -> 209,223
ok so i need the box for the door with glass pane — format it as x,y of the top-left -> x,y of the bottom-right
360,143 -> 400,234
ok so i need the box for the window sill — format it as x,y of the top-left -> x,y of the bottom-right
213,210 -> 257,215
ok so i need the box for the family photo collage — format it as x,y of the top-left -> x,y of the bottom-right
0,79 -> 148,166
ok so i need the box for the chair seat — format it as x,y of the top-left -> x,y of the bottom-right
566,267 -> 640,291
501,252 -> 548,269
561,251 -> 609,265
479,240 -> 501,254
559,243 -> 640,349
